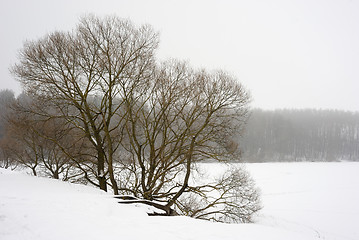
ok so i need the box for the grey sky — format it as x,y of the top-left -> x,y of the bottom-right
1,0 -> 358,111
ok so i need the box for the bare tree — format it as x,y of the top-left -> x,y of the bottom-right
0,133 -> 18,170
11,15 -> 159,192
0,89 -> 16,169
11,15 -> 259,222
2,98 -> 78,179
115,60 -> 252,217
177,165 -> 261,223
2,113 -> 41,176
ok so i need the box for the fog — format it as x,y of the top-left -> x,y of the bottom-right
1,0 -> 359,111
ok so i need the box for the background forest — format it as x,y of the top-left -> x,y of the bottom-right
240,109 -> 359,162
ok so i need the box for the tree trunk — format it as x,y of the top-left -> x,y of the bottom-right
115,197 -> 178,216
166,136 -> 195,209
54,170 -> 59,179
31,167 -> 37,176
108,161 -> 119,195
97,150 -> 107,192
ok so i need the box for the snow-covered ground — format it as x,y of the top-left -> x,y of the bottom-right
248,162 -> 359,240
1,162 -> 358,240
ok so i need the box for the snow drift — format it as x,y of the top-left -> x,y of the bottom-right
1,162 -> 358,240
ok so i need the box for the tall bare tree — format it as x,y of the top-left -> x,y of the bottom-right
11,15 -> 159,192
116,60 -> 252,216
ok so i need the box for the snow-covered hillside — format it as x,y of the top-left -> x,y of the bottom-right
1,162 -> 358,240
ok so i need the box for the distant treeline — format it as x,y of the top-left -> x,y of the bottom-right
1,90 -> 358,163
240,109 -> 359,162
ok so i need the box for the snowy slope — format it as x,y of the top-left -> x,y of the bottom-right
1,163 -> 358,240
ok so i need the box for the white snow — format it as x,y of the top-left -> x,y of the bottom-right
248,162 -> 359,240
1,162 -> 358,240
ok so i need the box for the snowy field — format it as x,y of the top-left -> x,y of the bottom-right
247,162 -> 359,240
1,162 -> 358,240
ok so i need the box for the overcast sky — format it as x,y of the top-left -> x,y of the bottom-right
1,0 -> 358,111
